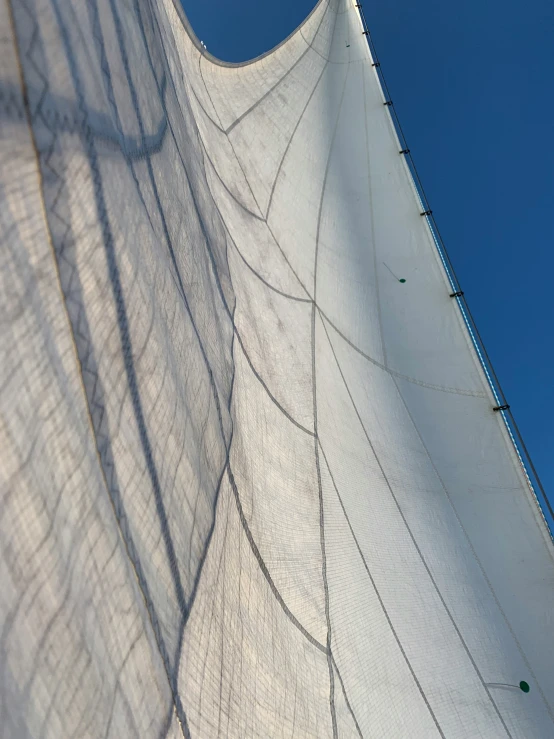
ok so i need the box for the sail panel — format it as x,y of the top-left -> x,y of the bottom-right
1,0 -> 553,735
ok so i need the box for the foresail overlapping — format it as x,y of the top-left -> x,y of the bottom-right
1,0 -> 553,736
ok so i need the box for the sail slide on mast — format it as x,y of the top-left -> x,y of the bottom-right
1,0 -> 553,736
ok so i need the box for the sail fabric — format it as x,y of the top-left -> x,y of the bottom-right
1,0 -> 553,735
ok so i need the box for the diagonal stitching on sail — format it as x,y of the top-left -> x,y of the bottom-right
189,153 -> 316,440
197,48 -> 224,129
197,132 -> 317,309
188,69 -> 226,134
330,655 -> 364,739
225,45 -> 311,135
224,0 -> 334,136
234,324 -> 315,437
390,375 -> 554,724
312,56 -> 350,739
321,309 -> 488,398
199,151 -> 488,403
198,144 -> 313,304
320,313 -> 514,738
299,16 -> 367,68
203,156 -> 484,401
226,465 -> 327,654
312,306 -> 338,738
318,441 -> 445,738
265,54 -> 332,221
199,128 -> 266,221
228,230 -> 313,304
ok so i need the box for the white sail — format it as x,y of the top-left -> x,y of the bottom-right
1,0 -> 553,736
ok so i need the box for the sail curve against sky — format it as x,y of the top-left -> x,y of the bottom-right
1,0 -> 553,736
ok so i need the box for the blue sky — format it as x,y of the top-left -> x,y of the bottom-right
182,0 -> 553,527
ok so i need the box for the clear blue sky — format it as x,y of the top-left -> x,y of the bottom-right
181,0 -> 553,528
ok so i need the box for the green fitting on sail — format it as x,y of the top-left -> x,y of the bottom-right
383,262 -> 406,283
520,681 -> 530,693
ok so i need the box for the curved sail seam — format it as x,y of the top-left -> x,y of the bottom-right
226,465 -> 327,654
320,310 -> 487,398
354,2 -> 553,540
224,0 -> 333,136
318,441 -> 446,738
320,311 -> 514,737
391,375 -> 554,722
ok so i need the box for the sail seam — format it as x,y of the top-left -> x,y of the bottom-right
225,44 -> 312,135
312,58 -> 351,739
233,325 -> 316,437
321,311 -> 514,737
200,137 -> 266,220
318,441 -> 445,738
330,655 -> 364,738
313,309 -> 338,738
198,146 -> 314,304
299,30 -> 361,66
220,224 -> 487,398
224,0 -> 333,135
190,72 -> 226,133
226,465 -> 327,653
266,59 -> 330,220
229,233 -> 313,303
197,50 -> 225,129
321,310 -> 487,397
391,377 -> 554,723
354,1 -> 553,540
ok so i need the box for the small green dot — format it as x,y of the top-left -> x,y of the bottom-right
519,681 -> 530,693
399,278 -> 406,283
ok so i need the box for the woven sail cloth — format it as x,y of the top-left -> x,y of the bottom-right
1,0 -> 553,735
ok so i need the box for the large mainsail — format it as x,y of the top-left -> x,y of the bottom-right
1,0 -> 553,736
